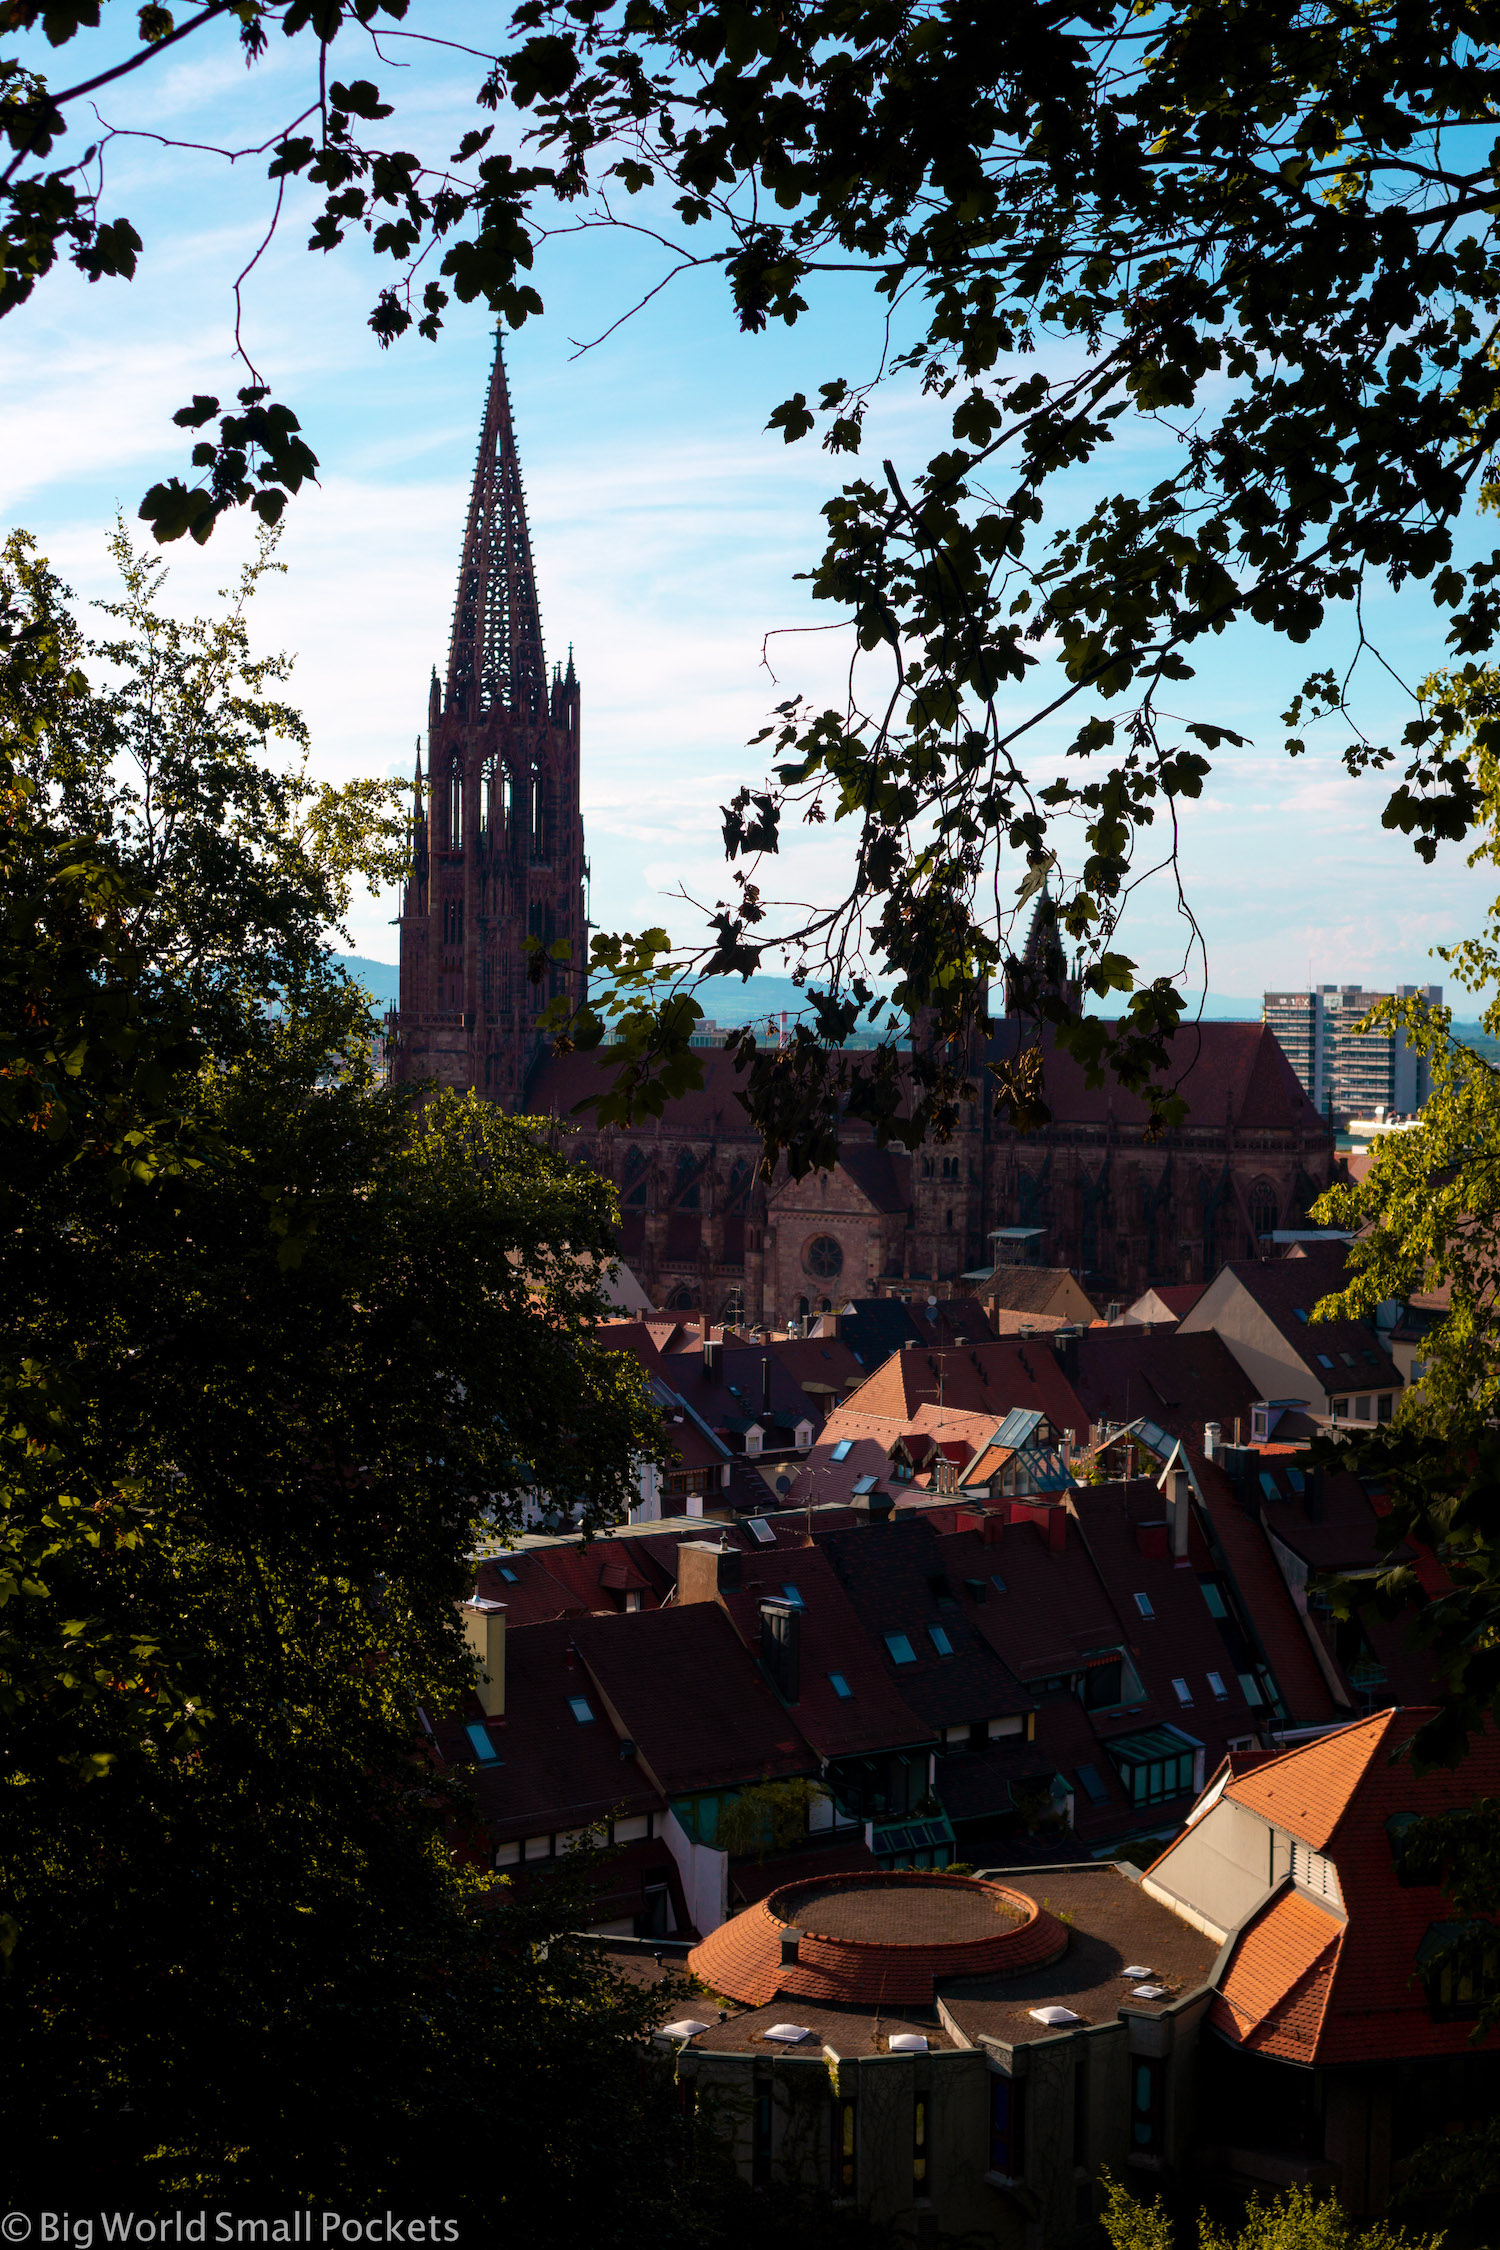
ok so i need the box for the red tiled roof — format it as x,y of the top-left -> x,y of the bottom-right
840,1332 -> 1088,1431
834,1143 -> 914,1214
689,1871 -> 1067,2006
435,1618 -> 666,1844
986,1020 -> 1328,1135
1188,1245 -> 1403,1392
714,1543 -> 933,1760
1225,1708 -> 1393,1848
1211,1710 -> 1500,2065
1210,1888 -> 1343,2061
1070,1325 -> 1261,1442
1139,1283 -> 1207,1319
979,1268 -> 1097,1316
816,1516 -> 1033,1730
571,1602 -> 813,1796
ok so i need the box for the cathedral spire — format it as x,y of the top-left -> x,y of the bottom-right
446,330 -> 546,719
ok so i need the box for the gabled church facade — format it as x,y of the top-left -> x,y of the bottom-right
392,340 -> 1337,1323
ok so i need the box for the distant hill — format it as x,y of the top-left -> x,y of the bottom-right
335,958 -> 1268,1029
332,954 -> 400,1004
1453,1021 -> 1500,1068
698,977 -> 1265,1026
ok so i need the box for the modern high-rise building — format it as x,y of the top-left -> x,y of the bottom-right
1262,984 -> 1442,1120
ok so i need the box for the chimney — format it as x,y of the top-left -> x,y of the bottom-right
676,1538 -> 741,1605
1217,1444 -> 1254,1509
1204,1421 -> 1222,1461
1135,1520 -> 1169,1559
820,1309 -> 841,1339
1170,1466 -> 1191,1559
462,1598 -> 506,1718
780,1926 -> 804,1967
703,1332 -> 723,1380
1052,1326 -> 1080,1382
1009,1498 -> 1068,1553
760,1598 -> 802,1703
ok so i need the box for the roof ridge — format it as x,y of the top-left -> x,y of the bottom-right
1224,1707 -> 1407,1844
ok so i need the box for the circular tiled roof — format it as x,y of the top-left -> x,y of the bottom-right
689,1870 -> 1066,2008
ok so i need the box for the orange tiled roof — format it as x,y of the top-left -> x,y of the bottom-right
1209,1888 -> 1343,2061
1224,1709 -> 1395,1849
689,1871 -> 1066,2008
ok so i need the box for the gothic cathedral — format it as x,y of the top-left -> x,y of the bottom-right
392,335 -> 586,1105
392,338 -> 1336,1326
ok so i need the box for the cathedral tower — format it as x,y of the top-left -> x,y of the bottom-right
391,334 -> 586,1105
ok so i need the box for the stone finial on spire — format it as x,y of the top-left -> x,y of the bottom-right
446,328 -> 546,720
564,640 -> 577,687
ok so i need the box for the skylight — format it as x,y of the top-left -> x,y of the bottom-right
991,1575 -> 1008,1595
781,1584 -> 806,1608
1259,1470 -> 1281,1502
1134,1593 -> 1154,1619
1171,1677 -> 1193,1705
465,1723 -> 501,1764
498,1567 -> 519,1583
1294,1306 -> 1309,1323
831,1439 -> 853,1462
746,1517 -> 775,1544
1317,1354 -> 1334,1369
829,1672 -> 853,1699
567,1697 -> 595,1724
885,1632 -> 917,1665
928,1625 -> 954,1657
1207,1672 -> 1228,1700
1076,1763 -> 1109,1805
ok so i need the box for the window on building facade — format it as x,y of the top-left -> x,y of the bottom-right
1130,2057 -> 1165,2155
1076,1763 -> 1109,1805
988,2074 -> 1025,2180
912,2094 -> 929,2193
1109,1729 -> 1196,1807
806,1235 -> 844,1279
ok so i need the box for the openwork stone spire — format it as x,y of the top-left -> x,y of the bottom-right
447,331 -> 546,718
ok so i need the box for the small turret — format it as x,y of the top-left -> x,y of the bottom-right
428,667 -> 441,734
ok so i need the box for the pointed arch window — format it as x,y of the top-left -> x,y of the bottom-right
448,767 -> 464,847
1249,1178 -> 1279,1250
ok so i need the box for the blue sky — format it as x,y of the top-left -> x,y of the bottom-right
2,7 -> 1490,1006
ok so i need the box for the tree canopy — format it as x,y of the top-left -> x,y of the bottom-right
0,531 -> 687,2222
5,0 -> 1500,1160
